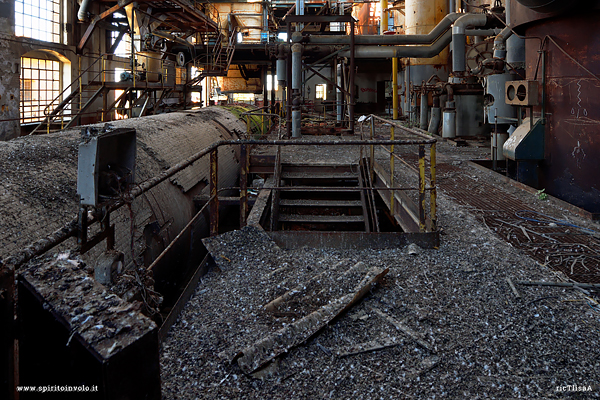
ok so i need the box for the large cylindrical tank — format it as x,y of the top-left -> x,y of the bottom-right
455,94 -> 487,137
402,0 -> 449,116
404,0 -> 448,66
485,73 -> 517,125
0,107 -> 245,290
517,9 -> 600,213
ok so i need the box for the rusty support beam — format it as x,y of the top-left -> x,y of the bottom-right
418,144 -> 426,232
240,144 -> 248,228
77,1 -> 134,54
210,149 -> 219,236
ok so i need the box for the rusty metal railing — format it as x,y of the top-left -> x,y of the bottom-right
5,134 -> 437,270
360,114 -> 437,233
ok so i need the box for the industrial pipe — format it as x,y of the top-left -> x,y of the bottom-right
78,0 -> 92,22
452,13 -> 488,72
339,30 -> 453,58
291,43 -> 302,138
380,0 -> 388,34
428,96 -> 441,134
493,26 -> 512,60
420,89 -> 428,130
301,13 -> 462,45
392,58 -> 399,119
336,63 -> 343,122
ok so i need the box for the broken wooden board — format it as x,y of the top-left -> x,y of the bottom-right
264,261 -> 366,313
336,336 -> 401,357
234,267 -> 389,374
369,306 -> 434,351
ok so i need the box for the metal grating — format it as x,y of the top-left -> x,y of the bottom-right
396,150 -> 600,284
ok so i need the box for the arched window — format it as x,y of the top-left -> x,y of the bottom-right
20,50 -> 70,124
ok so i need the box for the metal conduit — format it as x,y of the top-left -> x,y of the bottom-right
339,30 -> 453,59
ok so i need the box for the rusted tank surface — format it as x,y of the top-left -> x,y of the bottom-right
212,2 -> 264,43
405,0 -> 448,65
522,11 -> 600,212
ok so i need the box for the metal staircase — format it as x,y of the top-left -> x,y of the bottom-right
274,162 -> 379,232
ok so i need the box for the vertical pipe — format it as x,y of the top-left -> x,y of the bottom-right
349,19 -> 355,133
209,149 -> 219,236
392,58 -> 399,119
448,0 -> 455,13
420,88 -> 428,130
263,66 -> 268,110
380,0 -> 388,34
239,144 -> 248,228
370,117 -> 375,180
271,60 -> 276,114
418,144 -> 426,232
286,23 -> 292,137
429,142 -> 437,232
336,63 -> 343,122
291,43 -> 302,138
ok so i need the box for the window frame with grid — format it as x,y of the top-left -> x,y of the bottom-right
15,0 -> 62,44
20,56 -> 62,124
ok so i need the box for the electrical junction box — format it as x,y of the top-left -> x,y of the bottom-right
77,127 -> 136,207
505,80 -> 539,106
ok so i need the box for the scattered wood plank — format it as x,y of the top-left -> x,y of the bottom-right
369,306 -> 434,352
506,277 -> 521,298
234,267 -> 389,374
336,336 -> 400,358
516,280 -> 600,289
263,261 -> 364,312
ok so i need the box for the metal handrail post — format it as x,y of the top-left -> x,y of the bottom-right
209,148 -> 219,236
430,142 -> 437,232
418,144 -> 426,232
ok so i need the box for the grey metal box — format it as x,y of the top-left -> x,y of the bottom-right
77,128 -> 136,207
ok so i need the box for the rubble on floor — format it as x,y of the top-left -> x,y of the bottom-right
161,199 -> 600,399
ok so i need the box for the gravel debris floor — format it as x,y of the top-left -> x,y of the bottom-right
161,129 -> 600,399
